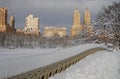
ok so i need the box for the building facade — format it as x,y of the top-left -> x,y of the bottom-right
84,8 -> 91,26
70,8 -> 93,37
24,14 -> 40,36
44,27 -> 66,37
9,14 -> 15,28
71,8 -> 82,36
0,7 -> 7,32
7,14 -> 16,32
83,8 -> 93,36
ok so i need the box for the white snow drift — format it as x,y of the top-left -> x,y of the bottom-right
49,51 -> 118,79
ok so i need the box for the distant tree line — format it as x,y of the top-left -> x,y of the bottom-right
0,31 -> 94,48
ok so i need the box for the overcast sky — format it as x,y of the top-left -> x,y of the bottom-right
0,0 -> 119,33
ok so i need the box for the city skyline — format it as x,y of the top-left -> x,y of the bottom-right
0,0 -> 119,30
0,7 -> 93,36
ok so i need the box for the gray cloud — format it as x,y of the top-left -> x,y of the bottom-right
0,0 -> 119,33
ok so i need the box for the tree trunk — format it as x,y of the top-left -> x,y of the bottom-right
118,40 -> 120,49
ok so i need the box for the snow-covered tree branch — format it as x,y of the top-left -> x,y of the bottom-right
95,2 -> 120,48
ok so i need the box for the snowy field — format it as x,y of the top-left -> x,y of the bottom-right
117,50 -> 120,79
49,50 -> 119,79
0,44 -> 105,79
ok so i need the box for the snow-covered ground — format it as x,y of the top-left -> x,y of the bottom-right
0,44 -> 105,79
49,50 -> 119,79
116,50 -> 120,79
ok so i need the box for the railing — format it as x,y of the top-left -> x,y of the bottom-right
7,47 -> 107,79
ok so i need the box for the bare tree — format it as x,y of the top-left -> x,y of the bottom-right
95,2 -> 120,48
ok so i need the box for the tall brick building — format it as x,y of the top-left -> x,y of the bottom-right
84,8 -> 91,26
9,14 -> 15,28
70,8 -> 82,37
83,8 -> 93,36
0,8 -> 7,32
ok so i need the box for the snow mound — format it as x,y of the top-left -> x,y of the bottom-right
49,51 -> 118,79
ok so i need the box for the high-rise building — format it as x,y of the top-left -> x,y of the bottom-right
44,27 -> 66,37
24,14 -> 40,36
84,8 -> 91,26
9,14 -> 15,28
73,8 -> 81,26
71,8 -> 82,36
6,13 -> 16,32
83,8 -> 93,36
0,7 -> 7,32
